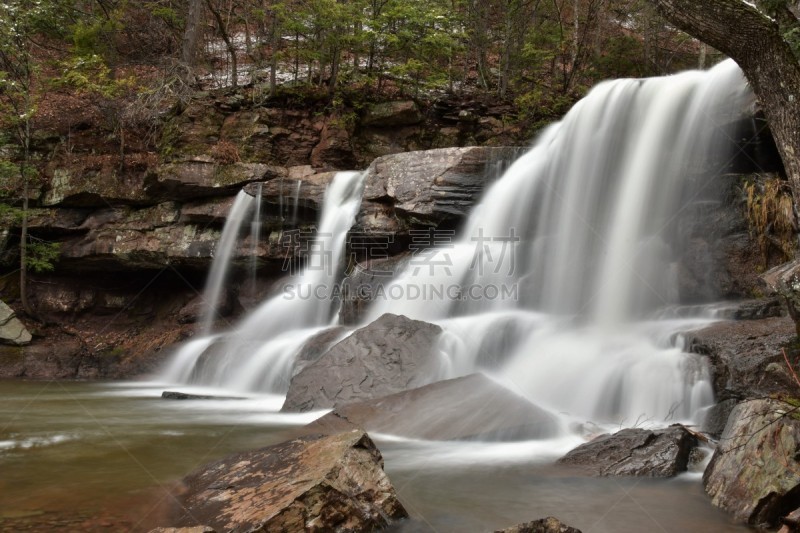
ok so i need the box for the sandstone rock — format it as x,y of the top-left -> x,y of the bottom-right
701,398 -> 738,439
709,298 -> 783,320
703,399 -> 800,527
557,426 -> 698,477
0,301 -> 31,346
358,146 -> 518,233
42,157 -> 152,207
362,101 -> 423,127
148,161 -> 285,200
311,118 -> 356,170
685,317 -> 798,400
339,253 -> 412,325
282,314 -> 443,412
303,373 -> 559,441
494,517 -> 583,533
166,430 -> 407,532
291,326 -> 347,377
245,170 -> 338,213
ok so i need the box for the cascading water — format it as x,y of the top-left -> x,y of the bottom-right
161,60 -> 750,433
199,191 -> 253,336
249,182 -> 263,296
161,171 -> 366,390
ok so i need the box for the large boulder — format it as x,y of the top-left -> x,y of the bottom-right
358,146 -> 518,234
0,301 -> 31,346
685,316 -> 798,400
703,399 -> 800,527
147,161 -> 285,200
557,426 -> 698,477
282,313 -> 443,412
494,517 -> 583,533
303,373 -> 559,441
164,430 -> 407,532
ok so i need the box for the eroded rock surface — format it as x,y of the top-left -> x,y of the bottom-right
166,430 -> 407,532
303,373 -> 559,441
703,399 -> 800,527
282,314 -> 443,412
557,426 -> 698,477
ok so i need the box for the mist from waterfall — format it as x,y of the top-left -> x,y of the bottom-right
161,59 -> 750,432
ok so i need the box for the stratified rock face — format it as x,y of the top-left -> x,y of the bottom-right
303,373 -> 559,441
494,517 -> 583,533
359,146 -> 518,232
282,314 -> 443,412
169,430 -> 407,532
0,301 -> 31,346
557,426 -> 698,477
685,316 -> 798,401
703,399 -> 800,527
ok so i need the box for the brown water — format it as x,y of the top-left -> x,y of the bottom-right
0,380 -> 751,532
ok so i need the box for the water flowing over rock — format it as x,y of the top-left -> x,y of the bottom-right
494,517 -> 582,533
0,301 -> 31,346
557,426 -> 698,477
164,430 -> 407,532
302,373 -> 559,441
685,316 -> 798,401
703,399 -> 800,527
282,314 -> 443,413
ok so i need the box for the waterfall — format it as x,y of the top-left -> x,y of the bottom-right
199,191 -> 254,335
249,183 -> 263,297
162,171 -> 366,390
162,60 -> 749,429
291,180 -> 302,226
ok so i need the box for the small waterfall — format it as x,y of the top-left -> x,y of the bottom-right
199,191 -> 254,335
162,171 -> 366,390
291,180 -> 302,225
249,183 -> 263,297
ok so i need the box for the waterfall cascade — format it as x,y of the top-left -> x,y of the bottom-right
161,60 -> 751,432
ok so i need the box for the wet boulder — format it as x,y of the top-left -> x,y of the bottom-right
703,399 -> 800,527
494,517 -> 583,533
762,258 -> 800,336
303,373 -> 559,441
685,316 -> 798,400
165,430 -> 407,532
282,313 -> 443,412
557,426 -> 698,477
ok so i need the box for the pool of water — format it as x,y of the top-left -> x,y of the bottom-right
0,380 -> 751,532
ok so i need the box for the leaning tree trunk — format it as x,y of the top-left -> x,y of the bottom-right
648,0 -> 800,209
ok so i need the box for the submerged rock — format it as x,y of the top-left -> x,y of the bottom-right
282,313 -> 443,412
0,301 -> 31,346
557,426 -> 698,477
303,373 -> 559,441
703,398 -> 800,527
161,391 -> 243,400
494,517 -> 583,533
165,430 -> 407,532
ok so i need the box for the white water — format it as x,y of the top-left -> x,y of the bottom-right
199,191 -> 253,335
249,182 -> 263,296
162,171 -> 366,389
163,60 -> 750,434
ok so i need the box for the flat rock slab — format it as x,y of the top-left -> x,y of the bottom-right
495,517 -> 582,533
557,426 -> 698,477
703,399 -> 800,527
282,313 -> 443,412
166,430 -> 407,532
0,301 -> 31,346
303,373 -> 559,441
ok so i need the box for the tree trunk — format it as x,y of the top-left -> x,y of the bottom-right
181,0 -> 203,68
205,0 -> 238,88
19,116 -> 32,317
649,0 -> 800,210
